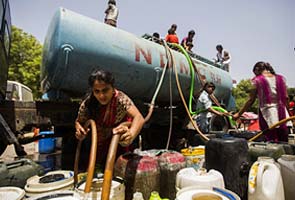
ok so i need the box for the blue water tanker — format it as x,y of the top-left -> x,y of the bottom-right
41,8 -> 235,114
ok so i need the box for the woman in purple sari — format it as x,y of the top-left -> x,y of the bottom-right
233,62 -> 292,142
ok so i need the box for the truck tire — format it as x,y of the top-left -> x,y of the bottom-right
0,140 -> 7,156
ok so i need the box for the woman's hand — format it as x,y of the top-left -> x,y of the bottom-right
75,121 -> 88,140
113,122 -> 133,147
232,113 -> 240,120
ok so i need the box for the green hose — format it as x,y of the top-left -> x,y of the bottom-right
171,43 -> 197,115
195,106 -> 236,127
170,43 -> 236,127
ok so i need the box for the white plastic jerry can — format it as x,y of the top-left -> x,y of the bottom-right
248,157 -> 285,200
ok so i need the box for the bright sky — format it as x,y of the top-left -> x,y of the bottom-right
10,0 -> 295,87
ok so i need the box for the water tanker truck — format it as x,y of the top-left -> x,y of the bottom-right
0,7 -> 236,155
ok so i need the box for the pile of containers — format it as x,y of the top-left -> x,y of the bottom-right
114,150 -> 186,200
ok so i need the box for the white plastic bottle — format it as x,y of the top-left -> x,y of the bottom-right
133,192 -> 145,200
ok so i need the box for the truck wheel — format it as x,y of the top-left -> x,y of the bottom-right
0,140 -> 7,156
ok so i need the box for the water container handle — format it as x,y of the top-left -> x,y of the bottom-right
6,158 -> 31,169
250,142 -> 267,148
248,161 -> 259,194
240,161 -> 250,175
257,161 -> 274,199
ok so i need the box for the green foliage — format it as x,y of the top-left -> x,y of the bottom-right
288,88 -> 295,100
8,26 -> 42,98
232,79 -> 258,113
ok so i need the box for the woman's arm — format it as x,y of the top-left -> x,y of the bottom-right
114,105 -> 144,146
233,86 -> 257,120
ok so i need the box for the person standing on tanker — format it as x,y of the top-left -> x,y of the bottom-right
215,44 -> 231,72
104,0 -> 119,27
75,69 -> 145,170
181,30 -> 196,51
195,82 -> 226,133
165,24 -> 179,44
233,62 -> 292,142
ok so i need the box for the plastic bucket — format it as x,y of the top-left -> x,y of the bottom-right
25,170 -> 74,197
176,168 -> 224,192
27,191 -> 81,200
75,176 -> 125,200
176,186 -> 240,200
0,186 -> 25,200
181,146 -> 205,170
38,131 -> 56,154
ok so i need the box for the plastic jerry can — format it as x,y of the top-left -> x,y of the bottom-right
176,168 -> 224,192
114,152 -> 160,200
0,159 -> 44,188
248,142 -> 285,163
38,131 -> 56,154
277,154 -> 295,200
248,157 -> 284,200
206,138 -> 249,199
158,151 -> 186,199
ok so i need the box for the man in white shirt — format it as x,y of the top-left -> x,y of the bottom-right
215,44 -> 231,72
104,0 -> 119,27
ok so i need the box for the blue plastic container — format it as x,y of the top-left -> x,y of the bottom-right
39,131 -> 56,154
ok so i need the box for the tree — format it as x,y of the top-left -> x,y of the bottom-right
288,87 -> 295,99
8,26 -> 43,98
232,79 -> 258,113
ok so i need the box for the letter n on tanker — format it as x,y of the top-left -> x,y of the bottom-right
135,44 -> 152,64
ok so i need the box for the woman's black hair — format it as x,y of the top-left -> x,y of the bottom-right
88,69 -> 115,87
253,61 -> 276,75
85,69 -> 115,118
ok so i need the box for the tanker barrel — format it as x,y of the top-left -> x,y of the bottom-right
41,8 -> 233,109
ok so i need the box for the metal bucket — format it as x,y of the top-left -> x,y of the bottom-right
75,175 -> 125,200
25,170 -> 74,197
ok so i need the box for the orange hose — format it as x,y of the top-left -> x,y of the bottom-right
74,140 -> 82,185
248,116 -> 295,142
101,121 -> 131,200
73,119 -> 97,193
101,134 -> 120,200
